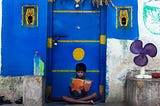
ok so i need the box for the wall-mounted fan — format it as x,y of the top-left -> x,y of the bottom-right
130,40 -> 157,78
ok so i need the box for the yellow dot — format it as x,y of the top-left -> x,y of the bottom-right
73,48 -> 85,61
75,0 -> 80,3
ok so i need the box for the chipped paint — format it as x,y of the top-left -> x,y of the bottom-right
35,77 -> 41,85
0,76 -> 23,102
106,39 -> 132,102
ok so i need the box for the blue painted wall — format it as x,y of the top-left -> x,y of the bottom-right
1,0 -> 47,76
1,0 -> 139,74
107,0 -> 139,40
1,0 -> 139,102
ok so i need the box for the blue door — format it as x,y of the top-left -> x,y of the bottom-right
47,0 -> 106,100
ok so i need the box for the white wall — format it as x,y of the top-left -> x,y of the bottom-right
0,0 -> 2,73
106,0 -> 160,102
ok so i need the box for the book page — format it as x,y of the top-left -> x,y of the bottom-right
84,80 -> 92,92
71,78 -> 84,94
71,78 -> 92,93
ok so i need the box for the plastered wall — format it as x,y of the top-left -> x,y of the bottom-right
106,0 -> 160,102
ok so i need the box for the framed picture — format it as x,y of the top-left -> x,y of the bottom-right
116,6 -> 132,29
22,5 -> 38,27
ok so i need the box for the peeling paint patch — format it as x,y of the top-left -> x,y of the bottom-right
117,69 -> 130,84
35,77 -> 41,85
106,39 -> 135,102
0,76 -> 23,102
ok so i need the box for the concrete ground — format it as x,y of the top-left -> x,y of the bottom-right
1,102 -> 128,106
0,102 -> 128,106
46,102 -> 128,106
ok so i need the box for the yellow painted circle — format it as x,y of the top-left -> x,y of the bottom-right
73,48 -> 85,61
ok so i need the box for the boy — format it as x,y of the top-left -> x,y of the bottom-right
62,63 -> 97,104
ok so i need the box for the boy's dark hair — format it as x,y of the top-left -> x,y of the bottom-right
76,63 -> 86,72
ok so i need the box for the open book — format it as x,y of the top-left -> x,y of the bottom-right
71,78 -> 92,94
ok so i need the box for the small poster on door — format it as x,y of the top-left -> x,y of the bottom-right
116,6 -> 132,29
22,5 -> 38,27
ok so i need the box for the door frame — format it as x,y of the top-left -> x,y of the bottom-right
46,0 -> 107,101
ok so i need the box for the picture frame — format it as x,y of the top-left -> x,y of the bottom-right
22,5 -> 38,27
116,6 -> 132,29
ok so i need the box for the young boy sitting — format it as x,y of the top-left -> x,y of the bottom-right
62,63 -> 97,104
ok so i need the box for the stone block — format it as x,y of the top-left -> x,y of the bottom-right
126,78 -> 160,106
0,76 -> 23,103
23,76 -> 45,106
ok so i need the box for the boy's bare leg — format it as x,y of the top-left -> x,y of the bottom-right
62,96 -> 93,104
78,92 -> 97,101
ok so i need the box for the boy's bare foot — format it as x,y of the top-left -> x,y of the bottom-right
90,100 -> 95,104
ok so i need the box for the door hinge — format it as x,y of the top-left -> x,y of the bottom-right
100,35 -> 106,45
47,38 -> 53,48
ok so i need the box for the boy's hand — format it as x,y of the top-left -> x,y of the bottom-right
79,86 -> 84,90
79,86 -> 87,94
70,83 -> 74,88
